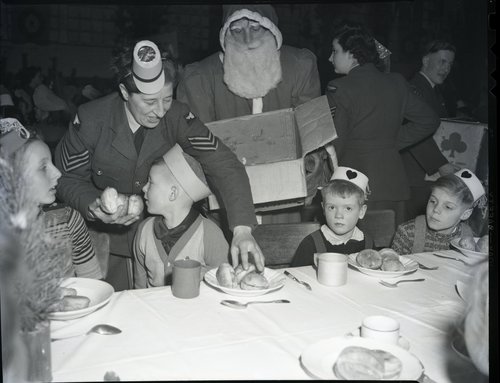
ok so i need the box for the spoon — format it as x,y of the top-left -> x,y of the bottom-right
379,278 -> 425,288
415,261 -> 439,270
433,253 -> 469,265
220,299 -> 290,309
52,324 -> 122,341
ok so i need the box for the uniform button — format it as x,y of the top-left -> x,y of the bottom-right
135,181 -> 141,187
96,170 -> 103,176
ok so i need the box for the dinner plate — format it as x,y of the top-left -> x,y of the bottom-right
204,267 -> 285,297
49,277 -> 114,321
450,238 -> 488,260
347,254 -> 418,278
300,336 -> 423,380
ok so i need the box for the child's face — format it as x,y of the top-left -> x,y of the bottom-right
23,140 -> 61,206
426,187 -> 472,234
322,192 -> 367,236
142,164 -> 175,215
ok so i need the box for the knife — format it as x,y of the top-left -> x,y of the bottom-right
284,270 -> 312,290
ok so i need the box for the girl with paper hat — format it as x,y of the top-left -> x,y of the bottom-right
52,39 -> 263,290
291,166 -> 374,267
0,118 -> 103,279
392,168 -> 486,254
134,145 -> 229,288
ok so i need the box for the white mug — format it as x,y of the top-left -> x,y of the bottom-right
361,315 -> 400,345
313,253 -> 347,286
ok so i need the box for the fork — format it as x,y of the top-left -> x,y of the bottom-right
433,253 -> 468,265
379,278 -> 425,288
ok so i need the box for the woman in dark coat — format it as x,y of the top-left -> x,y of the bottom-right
326,22 -> 440,225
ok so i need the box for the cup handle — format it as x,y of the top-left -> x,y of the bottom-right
313,253 -> 319,267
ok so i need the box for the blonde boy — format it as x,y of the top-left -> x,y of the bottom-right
133,144 -> 229,288
391,168 -> 485,254
291,166 -> 373,267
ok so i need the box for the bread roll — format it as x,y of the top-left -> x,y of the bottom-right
476,235 -> 488,253
59,295 -> 91,311
100,187 -> 128,215
333,346 -> 384,380
240,272 -> 269,290
459,236 -> 476,251
216,263 -> 236,288
381,258 -> 405,272
234,264 -> 256,285
372,349 -> 403,379
127,194 -> 144,216
356,249 -> 382,269
379,248 -> 399,260
60,286 -> 77,297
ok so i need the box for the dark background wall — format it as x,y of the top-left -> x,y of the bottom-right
0,1 -> 493,112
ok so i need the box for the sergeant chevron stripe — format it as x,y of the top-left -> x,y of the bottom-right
61,139 -> 89,172
188,131 -> 218,151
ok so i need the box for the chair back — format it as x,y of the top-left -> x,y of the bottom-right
253,222 -> 320,268
357,209 -> 396,249
88,230 -> 110,278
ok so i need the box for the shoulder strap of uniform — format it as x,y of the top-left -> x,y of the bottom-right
412,215 -> 427,254
311,230 -> 327,254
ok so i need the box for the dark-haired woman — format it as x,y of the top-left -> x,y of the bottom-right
326,22 -> 440,226
54,40 -> 263,290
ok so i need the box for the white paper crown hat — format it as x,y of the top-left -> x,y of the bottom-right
330,166 -> 369,194
162,144 -> 212,202
132,40 -> 165,94
454,168 -> 485,202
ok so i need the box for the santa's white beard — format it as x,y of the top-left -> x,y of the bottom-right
223,33 -> 282,99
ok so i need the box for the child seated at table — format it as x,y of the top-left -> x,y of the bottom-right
0,118 -> 103,279
291,166 -> 373,267
391,168 -> 486,254
133,144 -> 229,288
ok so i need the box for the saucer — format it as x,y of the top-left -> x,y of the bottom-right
346,327 -> 410,350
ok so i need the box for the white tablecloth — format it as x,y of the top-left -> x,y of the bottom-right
51,250 -> 487,382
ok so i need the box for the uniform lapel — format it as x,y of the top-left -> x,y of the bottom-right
110,101 -> 137,161
136,118 -> 168,168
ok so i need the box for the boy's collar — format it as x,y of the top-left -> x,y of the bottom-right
321,225 -> 364,246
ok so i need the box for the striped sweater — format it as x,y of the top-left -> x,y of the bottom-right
391,215 -> 473,255
44,205 -> 103,279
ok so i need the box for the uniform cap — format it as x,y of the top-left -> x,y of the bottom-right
454,168 -> 485,202
132,40 -> 165,94
330,166 -> 370,194
0,118 -> 31,156
162,144 -> 212,202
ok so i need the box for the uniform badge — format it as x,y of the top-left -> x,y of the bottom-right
327,84 -> 337,93
60,136 -> 89,172
185,111 -> 195,121
72,114 -> 81,130
188,130 -> 218,151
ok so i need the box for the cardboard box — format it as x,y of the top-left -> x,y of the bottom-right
425,119 -> 488,181
206,96 -> 337,210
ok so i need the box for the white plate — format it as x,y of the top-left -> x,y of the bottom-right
347,254 -> 418,278
450,238 -> 488,260
49,278 -> 114,321
301,336 -> 423,380
204,267 -> 286,297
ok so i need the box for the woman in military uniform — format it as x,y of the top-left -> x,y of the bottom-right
326,22 -> 441,226
54,40 -> 263,290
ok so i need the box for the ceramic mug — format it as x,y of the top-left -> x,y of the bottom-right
171,259 -> 201,299
313,253 -> 348,286
361,315 -> 400,345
